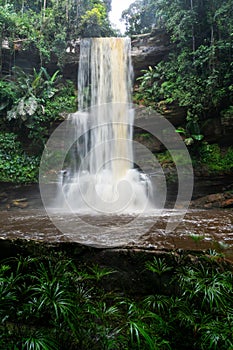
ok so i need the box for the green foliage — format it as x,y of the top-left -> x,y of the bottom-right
1,67 -> 76,151
6,66 -> 60,122
79,2 -> 114,37
176,112 -> 204,146
132,0 -> 233,148
156,150 -> 174,168
196,143 -> 233,173
0,3 -> 16,38
0,132 -> 40,183
146,257 -> 173,277
221,106 -> 233,121
121,0 -> 158,35
0,80 -> 17,113
0,252 -> 233,349
135,65 -> 162,105
0,0 -> 115,67
157,143 -> 233,175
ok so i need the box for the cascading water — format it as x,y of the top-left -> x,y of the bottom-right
59,37 -> 151,214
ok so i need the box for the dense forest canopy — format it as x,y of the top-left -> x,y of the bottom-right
122,0 -> 158,35
0,0 -> 114,68
0,0 -> 117,182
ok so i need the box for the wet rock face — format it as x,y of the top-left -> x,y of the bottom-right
131,29 -> 173,79
3,30 -> 172,82
50,29 -> 173,82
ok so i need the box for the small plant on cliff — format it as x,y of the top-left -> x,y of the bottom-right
176,112 -> 204,146
0,132 -> 40,183
134,65 -> 163,106
195,143 -> 233,173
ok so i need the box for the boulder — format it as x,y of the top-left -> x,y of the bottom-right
221,198 -> 233,208
191,191 -> 233,209
11,198 -> 29,209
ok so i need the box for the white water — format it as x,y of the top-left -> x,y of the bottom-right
59,37 -> 151,214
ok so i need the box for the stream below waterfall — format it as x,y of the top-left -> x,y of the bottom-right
1,208 -> 233,259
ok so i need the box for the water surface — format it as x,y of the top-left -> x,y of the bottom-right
1,209 -> 232,259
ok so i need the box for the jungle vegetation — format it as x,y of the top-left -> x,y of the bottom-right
0,1 -> 115,182
0,0 -> 114,69
123,0 -> 233,156
0,251 -> 233,349
0,4 -> 233,350
0,0 -> 233,182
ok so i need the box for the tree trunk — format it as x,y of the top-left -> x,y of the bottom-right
76,0 -> 80,20
0,33 -> 2,77
210,24 -> 216,71
43,0 -> 47,21
210,24 -> 214,46
190,0 -> 195,52
66,0 -> 69,21
21,0 -> 24,14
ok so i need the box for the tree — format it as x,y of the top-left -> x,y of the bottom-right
0,4 -> 17,75
121,0 -> 158,35
0,0 -> 115,71
133,0 -> 233,136
79,2 -> 114,37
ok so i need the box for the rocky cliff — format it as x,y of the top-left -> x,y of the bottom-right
2,30 -> 172,83
131,29 -> 172,78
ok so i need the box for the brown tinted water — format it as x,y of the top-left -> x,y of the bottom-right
0,209 -> 232,259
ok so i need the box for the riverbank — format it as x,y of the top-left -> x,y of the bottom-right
0,172 -> 232,211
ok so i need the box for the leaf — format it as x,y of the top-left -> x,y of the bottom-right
129,321 -> 155,350
192,134 -> 204,141
17,99 -> 26,116
184,137 -> 194,146
146,258 -> 173,276
6,109 -> 17,120
0,101 -> 9,110
175,128 -> 186,134
25,97 -> 38,116
50,70 -> 60,83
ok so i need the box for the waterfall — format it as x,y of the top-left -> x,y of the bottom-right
59,37 -> 151,214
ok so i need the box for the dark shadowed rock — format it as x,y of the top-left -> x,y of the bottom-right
131,29 -> 173,79
45,30 -> 173,83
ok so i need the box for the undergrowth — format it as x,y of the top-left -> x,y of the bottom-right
196,143 -> 233,173
156,144 -> 233,175
0,132 -> 40,183
0,251 -> 233,349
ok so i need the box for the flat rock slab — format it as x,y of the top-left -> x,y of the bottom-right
0,208 -> 233,261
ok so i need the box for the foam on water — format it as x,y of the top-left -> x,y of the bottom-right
56,37 -> 152,214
